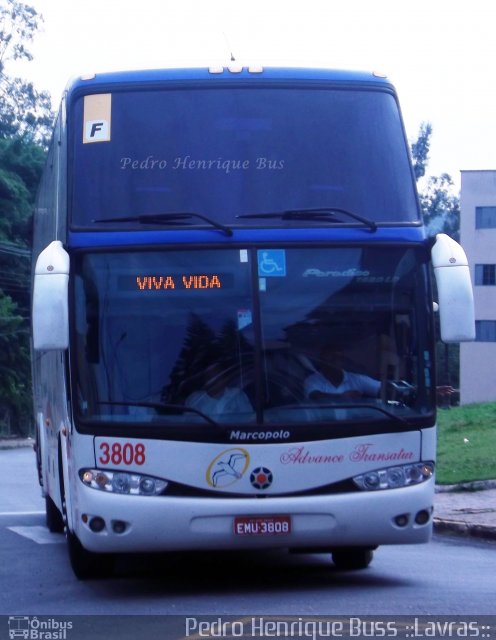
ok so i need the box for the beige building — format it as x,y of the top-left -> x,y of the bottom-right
460,170 -> 496,404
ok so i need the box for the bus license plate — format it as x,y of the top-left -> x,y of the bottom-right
234,515 -> 291,536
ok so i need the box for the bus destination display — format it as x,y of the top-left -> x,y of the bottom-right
118,273 -> 235,291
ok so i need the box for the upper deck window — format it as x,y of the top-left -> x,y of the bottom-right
70,86 -> 419,228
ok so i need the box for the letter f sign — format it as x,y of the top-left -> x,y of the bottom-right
84,119 -> 110,143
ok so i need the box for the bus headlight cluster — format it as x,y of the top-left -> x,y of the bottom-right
80,469 -> 168,496
353,462 -> 434,491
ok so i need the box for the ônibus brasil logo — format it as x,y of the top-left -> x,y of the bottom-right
8,616 -> 73,640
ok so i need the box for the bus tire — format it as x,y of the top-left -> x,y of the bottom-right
331,547 -> 374,570
45,495 -> 64,533
67,531 -> 114,580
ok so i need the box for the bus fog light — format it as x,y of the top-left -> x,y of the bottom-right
394,514 -> 409,527
112,520 -> 128,534
89,516 -> 106,532
415,509 -> 431,525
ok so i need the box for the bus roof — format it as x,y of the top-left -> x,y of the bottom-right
65,66 -> 395,99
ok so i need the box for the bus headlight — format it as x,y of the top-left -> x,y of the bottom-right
353,462 -> 434,491
80,469 -> 168,496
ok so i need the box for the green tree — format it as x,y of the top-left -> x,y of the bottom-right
0,135 -> 44,306
0,136 -> 44,240
410,123 -> 461,400
0,137 -> 44,435
0,0 -> 39,64
419,173 -> 460,242
0,0 -> 53,145
411,121 -> 432,181
411,122 -> 460,241
0,0 -> 49,434
0,291 -> 30,435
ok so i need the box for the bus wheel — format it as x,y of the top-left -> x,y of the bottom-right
67,531 -> 114,580
331,547 -> 374,570
45,496 -> 64,533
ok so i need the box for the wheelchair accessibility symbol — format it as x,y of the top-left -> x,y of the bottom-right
257,250 -> 286,277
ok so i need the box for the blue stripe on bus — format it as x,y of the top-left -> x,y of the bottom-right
67,226 -> 427,249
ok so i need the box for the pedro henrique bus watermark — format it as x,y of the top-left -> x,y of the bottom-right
4,615 -> 493,640
184,617 -> 493,639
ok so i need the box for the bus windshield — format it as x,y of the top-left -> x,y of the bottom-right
72,245 -> 434,430
70,87 -> 419,227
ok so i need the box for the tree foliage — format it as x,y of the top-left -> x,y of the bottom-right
0,0 -> 38,64
411,122 -> 460,241
0,0 -> 53,145
411,121 -> 432,182
0,136 -> 43,242
0,0 -> 48,434
411,123 -> 461,396
0,136 -> 43,435
419,173 -> 460,241
0,291 -> 31,432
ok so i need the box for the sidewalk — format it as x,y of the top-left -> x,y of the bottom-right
2,437 -> 496,541
434,482 -> 496,541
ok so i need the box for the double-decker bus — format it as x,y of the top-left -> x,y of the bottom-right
31,66 -> 474,579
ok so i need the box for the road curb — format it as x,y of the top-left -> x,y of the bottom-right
436,479 -> 496,492
0,438 -> 34,450
433,517 -> 496,542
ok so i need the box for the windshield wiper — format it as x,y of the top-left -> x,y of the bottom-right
96,401 -> 219,426
285,401 -> 409,425
93,212 -> 233,237
237,207 -> 377,232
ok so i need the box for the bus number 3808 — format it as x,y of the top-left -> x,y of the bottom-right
98,442 -> 146,466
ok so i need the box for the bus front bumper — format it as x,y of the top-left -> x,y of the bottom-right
71,479 -> 435,553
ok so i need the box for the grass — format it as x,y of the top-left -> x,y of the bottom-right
436,402 -> 496,485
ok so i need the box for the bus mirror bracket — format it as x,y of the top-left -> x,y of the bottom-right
32,240 -> 70,350
431,233 -> 475,343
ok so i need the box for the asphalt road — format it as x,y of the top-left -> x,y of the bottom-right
1,448 -> 495,618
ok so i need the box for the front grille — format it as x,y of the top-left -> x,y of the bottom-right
162,478 -> 358,498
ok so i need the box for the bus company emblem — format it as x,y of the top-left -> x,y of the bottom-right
250,466 -> 273,490
206,448 -> 250,488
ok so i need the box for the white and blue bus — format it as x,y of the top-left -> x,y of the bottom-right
31,66 -> 474,579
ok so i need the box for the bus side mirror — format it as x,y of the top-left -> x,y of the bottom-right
32,241 -> 70,350
431,233 -> 475,343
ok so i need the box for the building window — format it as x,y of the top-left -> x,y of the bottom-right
475,206 -> 496,229
475,320 -> 496,342
475,264 -> 496,285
